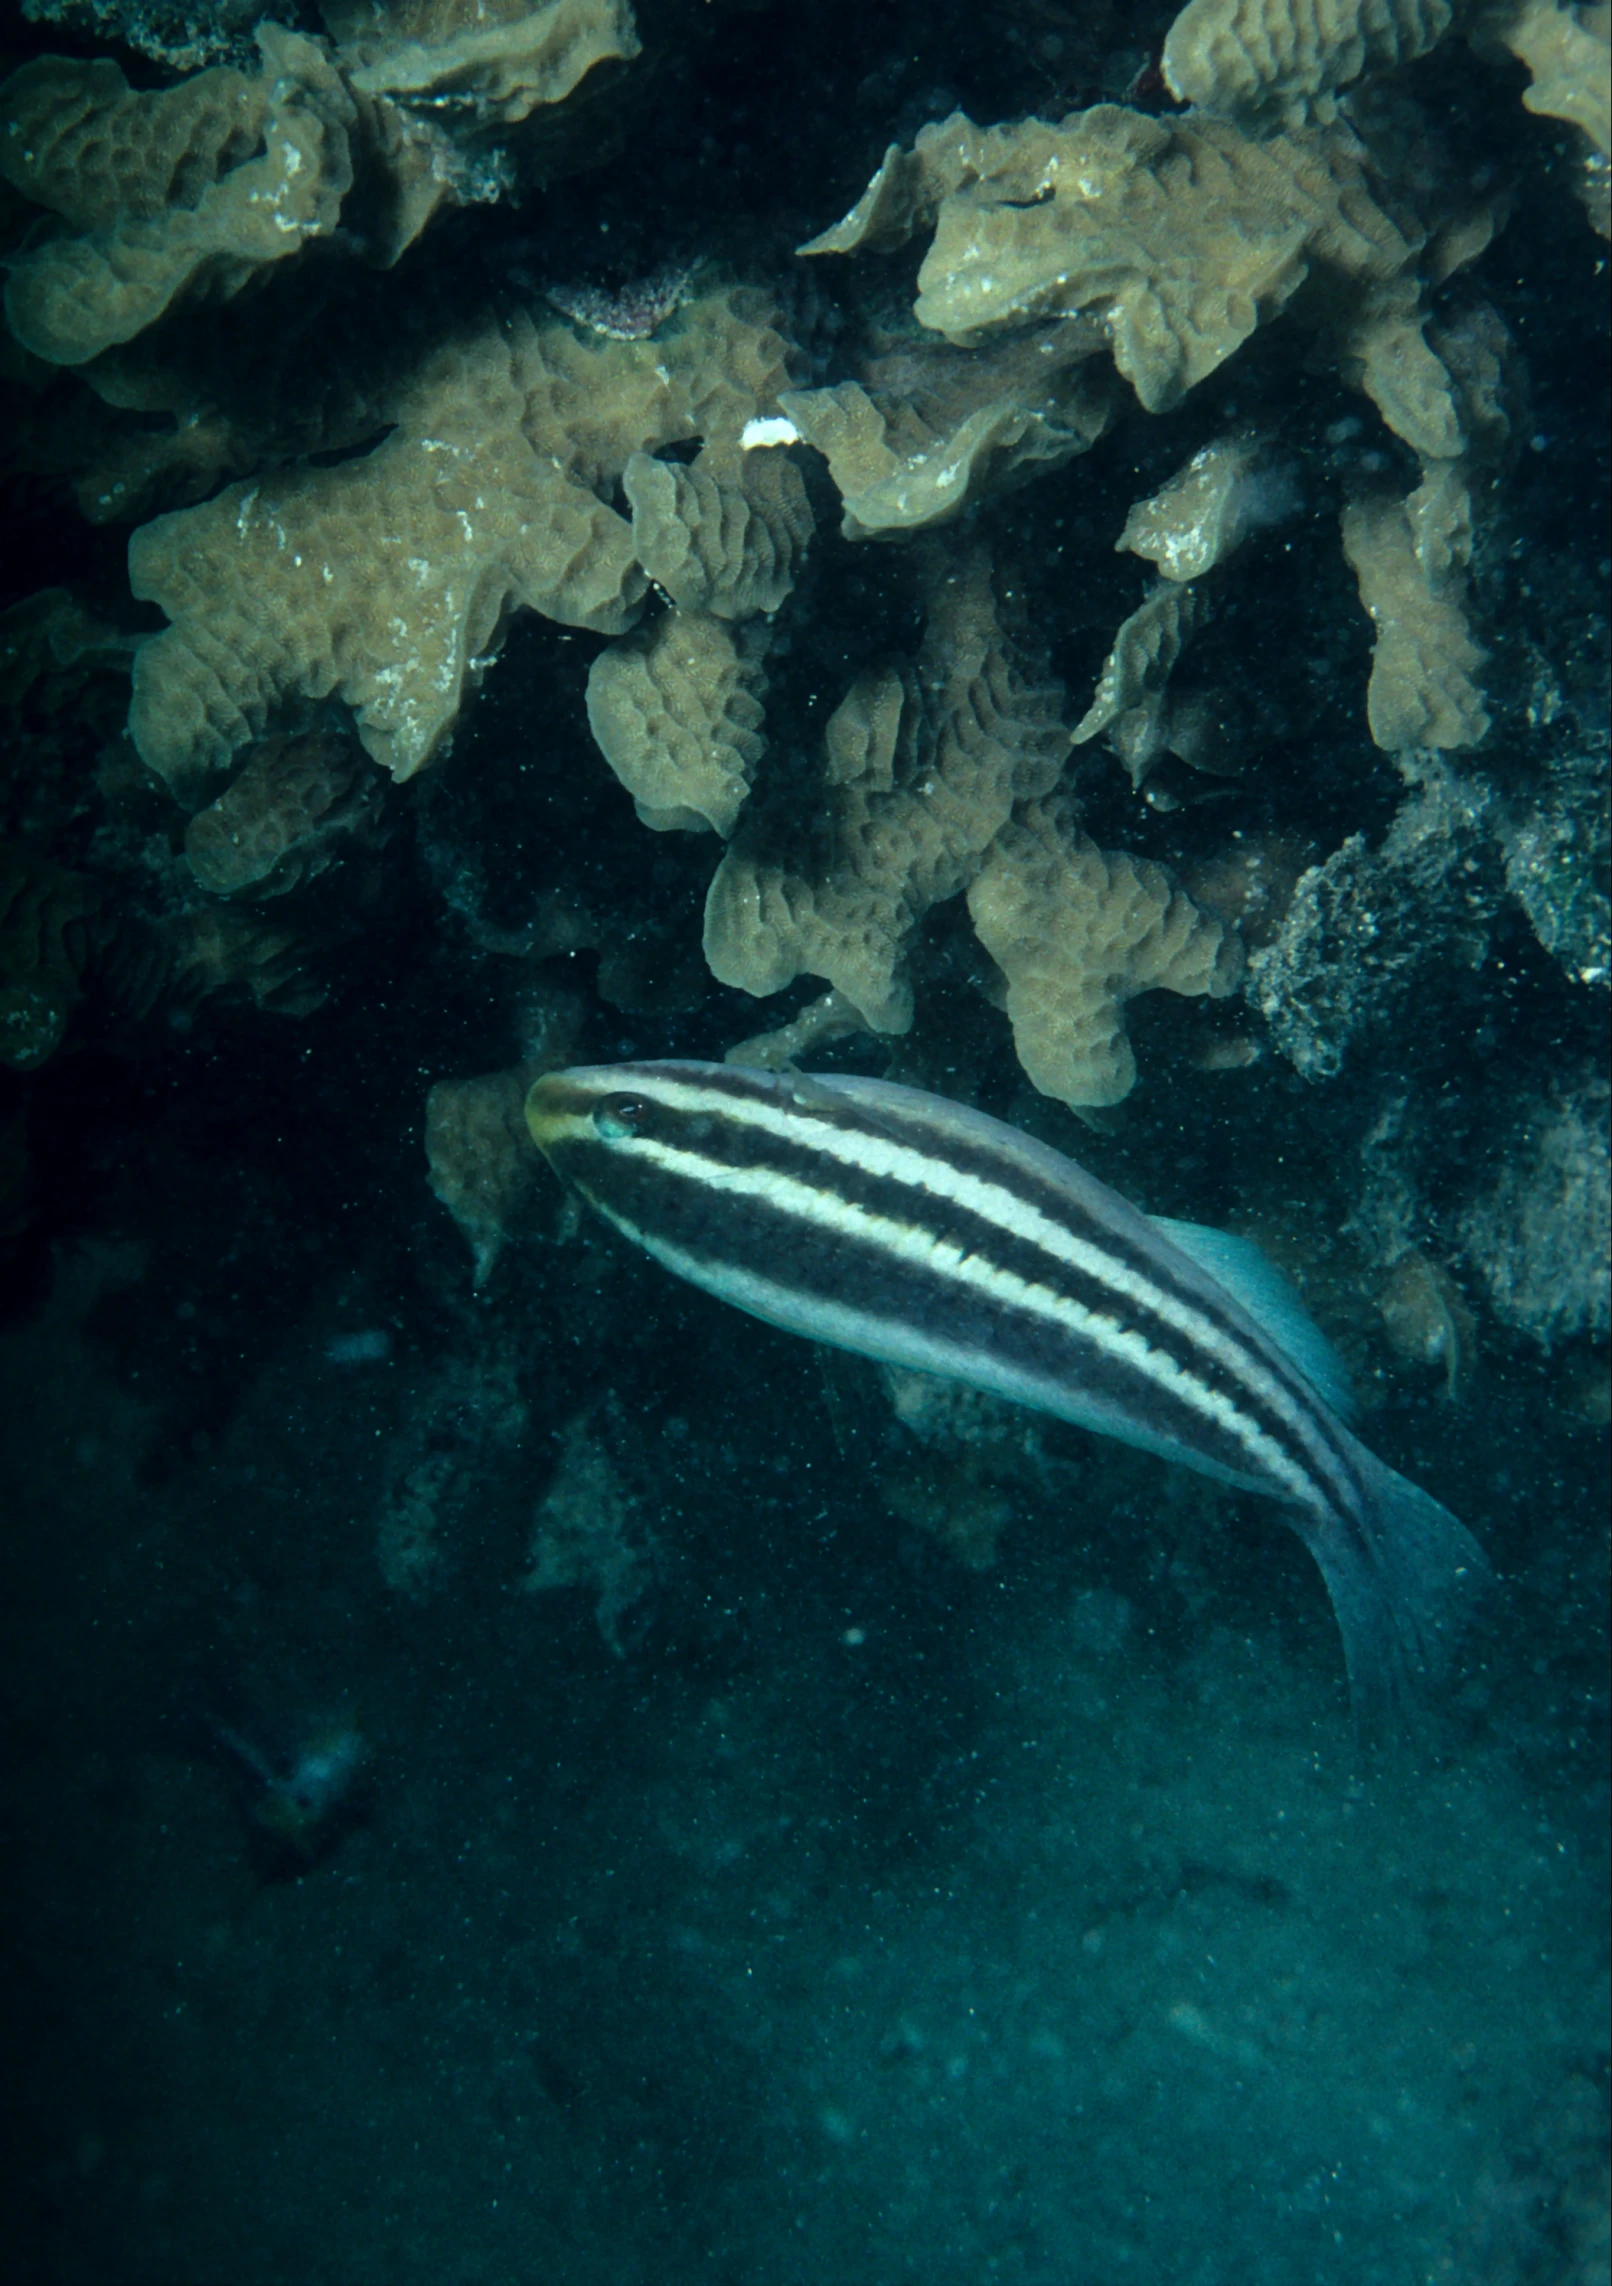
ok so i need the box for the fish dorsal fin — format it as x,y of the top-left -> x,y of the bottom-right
1148,1217 -> 1358,1423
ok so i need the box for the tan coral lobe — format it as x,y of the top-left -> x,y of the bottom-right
0,29 -> 357,366
1162,0 -> 1457,121
125,283 -> 795,796
779,326 -> 1112,540
704,552 -> 1068,1032
324,0 -> 640,128
183,733 -> 386,898
1342,488 -> 1490,751
967,801 -> 1243,1112
586,612 -> 769,837
623,443 -> 813,620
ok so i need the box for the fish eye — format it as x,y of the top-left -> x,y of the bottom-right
594,1094 -> 649,1142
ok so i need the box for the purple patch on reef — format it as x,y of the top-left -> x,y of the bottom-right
545,261 -> 695,340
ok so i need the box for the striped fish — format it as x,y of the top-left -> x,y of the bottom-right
526,1059 -> 1489,1728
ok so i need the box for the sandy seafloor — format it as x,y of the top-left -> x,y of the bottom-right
0,1000 -> 1606,2286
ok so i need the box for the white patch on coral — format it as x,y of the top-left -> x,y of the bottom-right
741,415 -> 800,450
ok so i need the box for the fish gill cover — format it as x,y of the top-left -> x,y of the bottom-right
0,0 -> 1607,2280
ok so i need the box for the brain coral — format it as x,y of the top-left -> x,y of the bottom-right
126,282 -> 795,797
0,28 -> 358,366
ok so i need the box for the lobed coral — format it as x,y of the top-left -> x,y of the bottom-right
1070,582 -> 1214,791
424,1063 -> 547,1284
183,730 -> 387,896
622,442 -> 813,621
704,550 -> 1070,1036
0,0 -> 1604,1198
1117,431 -> 1289,586
322,0 -> 639,131
586,611 -> 769,837
1341,484 -> 1490,750
967,799 -> 1243,1111
1,30 -> 361,366
1489,0 -> 1612,233
778,324 -> 1114,540
0,0 -> 651,372
1162,0 -> 1459,122
125,281 -> 795,796
799,103 -> 1478,438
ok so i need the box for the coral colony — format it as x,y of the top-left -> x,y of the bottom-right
0,0 -> 1607,2276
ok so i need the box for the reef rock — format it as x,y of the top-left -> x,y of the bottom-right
1459,1077 -> 1612,1347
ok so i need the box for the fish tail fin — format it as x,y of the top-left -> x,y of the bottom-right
1302,1443 -> 1493,1741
